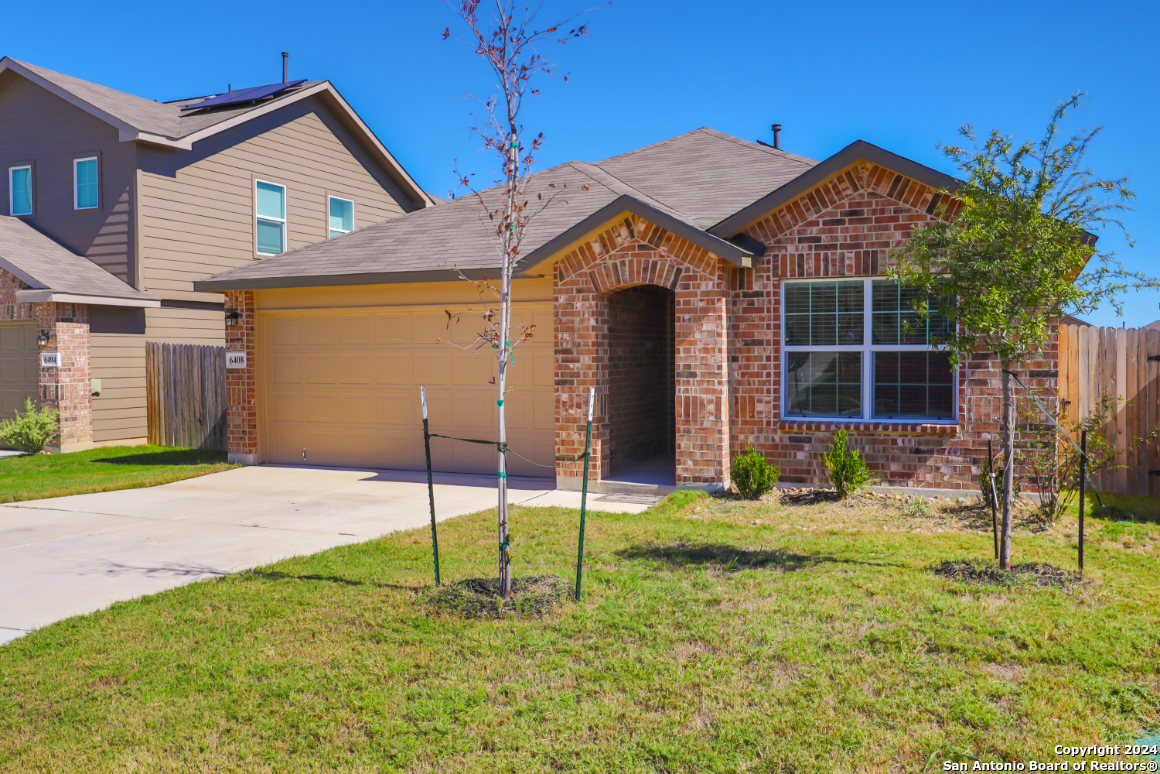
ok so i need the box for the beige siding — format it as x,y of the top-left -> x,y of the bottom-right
137,95 -> 413,301
145,306 -> 226,346
91,332 -> 147,444
0,74 -> 137,284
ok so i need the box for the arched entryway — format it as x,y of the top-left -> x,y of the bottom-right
605,284 -> 676,485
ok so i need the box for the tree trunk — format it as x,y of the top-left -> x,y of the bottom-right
496,130 -> 517,599
999,360 -> 1015,570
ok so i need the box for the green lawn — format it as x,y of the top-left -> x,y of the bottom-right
1,491 -> 1158,772
0,444 -> 234,503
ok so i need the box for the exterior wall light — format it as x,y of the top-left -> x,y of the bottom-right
225,311 -> 241,328
37,331 -> 50,347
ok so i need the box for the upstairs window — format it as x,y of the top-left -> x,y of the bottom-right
256,180 -> 286,255
74,157 -> 99,210
329,196 -> 353,238
782,278 -> 956,422
9,166 -> 31,216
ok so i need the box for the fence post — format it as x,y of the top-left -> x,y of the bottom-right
575,387 -> 595,602
422,387 -> 440,587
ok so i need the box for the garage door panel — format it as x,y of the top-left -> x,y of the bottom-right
376,314 -> 411,344
0,323 -> 38,435
270,390 -> 304,422
374,392 -> 413,426
413,352 -> 451,385
337,355 -> 373,384
412,314 -> 448,345
452,352 -> 493,385
259,305 -> 552,473
534,393 -> 554,430
271,354 -> 302,386
305,393 -> 339,424
374,354 -> 412,385
302,354 -> 340,384
269,317 -> 302,348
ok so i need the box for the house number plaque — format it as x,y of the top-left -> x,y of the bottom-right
39,352 -> 60,368
226,351 -> 248,369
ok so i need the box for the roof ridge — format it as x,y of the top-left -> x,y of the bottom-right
591,126 -> 716,167
696,127 -> 818,167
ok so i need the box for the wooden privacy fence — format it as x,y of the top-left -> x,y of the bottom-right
1058,324 -> 1160,496
146,342 -> 227,451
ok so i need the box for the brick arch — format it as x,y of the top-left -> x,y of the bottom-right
553,214 -> 731,490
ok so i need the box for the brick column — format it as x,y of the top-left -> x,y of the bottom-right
225,290 -> 258,465
34,302 -> 92,452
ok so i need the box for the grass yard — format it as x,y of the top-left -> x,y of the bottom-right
0,445 -> 234,503
2,490 -> 1159,772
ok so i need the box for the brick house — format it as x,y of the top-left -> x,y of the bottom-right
197,128 -> 1058,492
0,58 -> 431,451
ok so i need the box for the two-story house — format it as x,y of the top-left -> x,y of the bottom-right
0,58 -> 433,451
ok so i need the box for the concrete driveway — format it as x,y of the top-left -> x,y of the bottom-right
0,466 -> 649,645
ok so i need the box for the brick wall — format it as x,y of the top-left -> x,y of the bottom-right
554,215 -> 731,490
225,290 -> 258,463
34,301 -> 92,451
607,284 -> 674,472
729,161 -> 1057,490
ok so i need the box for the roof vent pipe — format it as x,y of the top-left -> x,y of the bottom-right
282,52 -> 288,84
771,123 -> 782,150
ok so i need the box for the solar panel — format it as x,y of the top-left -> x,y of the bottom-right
181,80 -> 306,111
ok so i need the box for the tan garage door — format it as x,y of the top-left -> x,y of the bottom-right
0,322 -> 39,420
258,304 -> 556,476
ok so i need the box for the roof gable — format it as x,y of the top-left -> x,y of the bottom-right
0,58 -> 433,208
709,140 -> 958,237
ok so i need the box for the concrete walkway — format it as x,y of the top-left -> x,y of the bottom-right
0,466 -> 649,645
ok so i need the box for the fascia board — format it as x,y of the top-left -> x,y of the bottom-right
15,290 -> 161,307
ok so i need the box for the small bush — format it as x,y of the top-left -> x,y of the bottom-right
0,398 -> 57,454
731,442 -> 780,499
823,430 -> 870,498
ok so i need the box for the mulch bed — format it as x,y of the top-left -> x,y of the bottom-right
933,559 -> 1085,589
426,574 -> 570,619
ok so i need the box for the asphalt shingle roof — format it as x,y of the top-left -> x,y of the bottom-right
10,59 -> 321,141
0,217 -> 157,301
197,128 -> 821,289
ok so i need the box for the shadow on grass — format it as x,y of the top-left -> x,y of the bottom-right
243,569 -> 415,591
95,450 -> 227,467
617,542 -> 904,572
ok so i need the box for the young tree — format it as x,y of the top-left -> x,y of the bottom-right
442,1 -> 590,597
890,94 -> 1157,569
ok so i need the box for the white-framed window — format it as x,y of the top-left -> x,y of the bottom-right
73,157 -> 99,210
781,278 -> 956,422
255,180 -> 286,255
328,196 -> 353,238
9,166 -> 32,216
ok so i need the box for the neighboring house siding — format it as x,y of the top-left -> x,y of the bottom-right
145,306 -> 226,346
136,95 -> 412,303
0,74 -> 136,285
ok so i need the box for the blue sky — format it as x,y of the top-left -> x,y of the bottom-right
5,0 -> 1158,326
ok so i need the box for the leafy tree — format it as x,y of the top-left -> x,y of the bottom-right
890,94 -> 1158,568
442,0 -> 591,597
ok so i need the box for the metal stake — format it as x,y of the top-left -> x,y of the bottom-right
987,439 -> 1000,560
1078,430 -> 1086,573
422,387 -> 440,587
575,387 -> 595,602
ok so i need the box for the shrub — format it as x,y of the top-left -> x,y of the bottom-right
823,430 -> 870,498
731,442 -> 780,499
0,398 -> 58,454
